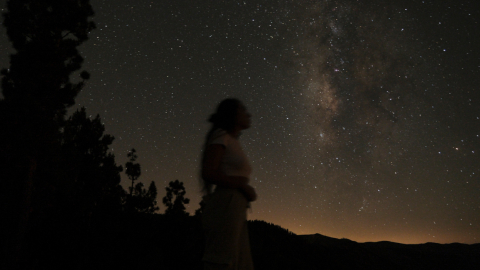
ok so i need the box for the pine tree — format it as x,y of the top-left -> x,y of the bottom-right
130,181 -> 160,214
194,199 -> 206,217
163,180 -> 190,217
61,107 -> 124,219
145,181 -> 160,214
125,148 -> 141,196
2,0 -> 95,111
124,149 -> 159,214
0,1 -> 95,267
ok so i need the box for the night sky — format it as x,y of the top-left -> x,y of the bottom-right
1,0 -> 479,244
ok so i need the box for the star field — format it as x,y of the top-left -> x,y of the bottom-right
0,0 -> 478,244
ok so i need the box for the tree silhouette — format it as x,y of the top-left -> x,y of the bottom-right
2,0 -> 95,111
124,149 -> 159,214
61,107 -> 124,218
130,181 -> 160,214
0,1 -> 95,267
163,180 -> 190,217
194,199 -> 206,217
125,148 -> 141,196
145,181 -> 160,214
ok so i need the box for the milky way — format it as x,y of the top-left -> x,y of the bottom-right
294,1 -> 425,215
1,0 -> 478,244
290,1 -> 479,243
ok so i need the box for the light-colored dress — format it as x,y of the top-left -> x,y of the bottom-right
202,129 -> 254,270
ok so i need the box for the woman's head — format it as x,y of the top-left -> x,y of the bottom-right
208,98 -> 250,131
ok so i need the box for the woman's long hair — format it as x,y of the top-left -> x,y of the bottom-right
200,98 -> 240,194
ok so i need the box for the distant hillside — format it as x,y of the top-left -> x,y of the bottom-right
299,233 -> 480,269
249,220 -> 479,269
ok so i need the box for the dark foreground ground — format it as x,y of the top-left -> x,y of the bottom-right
12,214 -> 480,270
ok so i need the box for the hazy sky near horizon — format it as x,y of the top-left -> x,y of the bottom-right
1,0 -> 479,244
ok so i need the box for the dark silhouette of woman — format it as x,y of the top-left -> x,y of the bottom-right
201,98 -> 257,270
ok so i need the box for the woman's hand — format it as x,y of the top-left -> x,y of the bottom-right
241,184 -> 257,202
